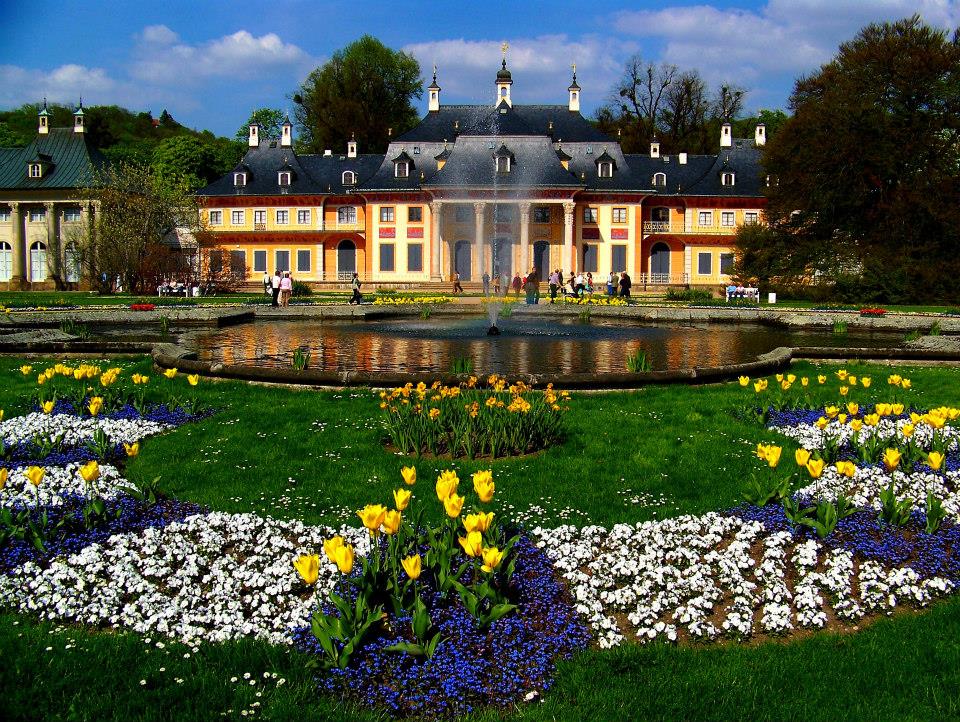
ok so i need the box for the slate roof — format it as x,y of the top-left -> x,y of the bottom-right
623,138 -> 764,196
423,136 -> 582,189
0,128 -> 104,190
195,141 -> 382,197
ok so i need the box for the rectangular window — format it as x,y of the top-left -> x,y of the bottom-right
276,210 -> 289,225
745,211 -> 759,224
583,208 -> 598,224
208,210 -> 222,226
380,243 -> 395,272
533,206 -> 551,223
230,250 -> 246,277
63,208 -> 82,222
407,243 -> 423,272
612,207 -> 627,224
721,211 -> 735,227
408,206 -> 423,223
275,250 -> 290,273
720,253 -> 735,275
0,210 -> 10,222
380,207 -> 395,223
338,206 -> 357,225
231,210 -> 244,225
253,210 -> 265,225
698,211 -> 712,227
29,210 -> 46,223
253,250 -> 267,273
29,164 -> 42,178
297,249 -> 311,273
297,209 -> 310,225
455,206 -> 471,223
698,252 -> 712,275
583,244 -> 598,273
611,245 -> 627,272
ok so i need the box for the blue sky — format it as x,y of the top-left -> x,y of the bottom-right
2,0 -> 957,138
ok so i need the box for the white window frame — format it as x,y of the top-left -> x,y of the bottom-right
612,207 -> 627,224
598,162 -> 613,178
28,164 -> 42,179
583,207 -> 598,224
30,241 -> 47,281
698,211 -> 713,227
338,206 -> 358,225
253,210 -> 266,225
745,211 -> 759,224
380,206 -> 395,223
278,171 -> 291,186
297,209 -> 311,225
234,172 -> 247,187
653,172 -> 666,187
0,210 -> 9,222
231,210 -> 245,226
395,162 -> 409,179
276,209 -> 289,225
0,242 -> 11,282
208,210 -> 222,226
342,170 -> 356,185
63,207 -> 81,222
496,156 -> 510,173
721,172 -> 735,186
721,211 -> 736,227
29,210 -> 46,223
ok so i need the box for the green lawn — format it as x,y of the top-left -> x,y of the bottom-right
1,357 -> 959,720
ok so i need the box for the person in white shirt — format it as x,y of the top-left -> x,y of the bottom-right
271,271 -> 282,307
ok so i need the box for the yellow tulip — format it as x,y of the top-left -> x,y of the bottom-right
787,374 -> 796,383
764,446 -> 782,468
815,417 -> 829,430
775,374 -> 784,383
901,379 -> 911,389
41,401 -> 55,414
817,375 -> 827,384
738,376 -> 750,386
795,448 -> 811,467
824,406 -> 839,419
875,403 -> 891,416
473,470 -> 495,503
187,374 -> 200,386
459,530 -> 484,557
861,377 -> 871,388
393,488 -> 411,511
334,544 -> 354,574
837,414 -> 848,425
436,470 -> 459,501
781,380 -> 792,391
837,369 -> 848,380
882,448 -> 901,472
26,466 -> 44,487
323,535 -> 344,563
20,365 -> 32,375
863,414 -> 880,427
753,380 -> 768,393
481,546 -> 504,573
463,511 -> 495,534
401,554 -> 422,580
382,509 -> 402,535
839,386 -> 849,397
888,374 -> 902,386
0,468 -> 7,489
846,403 -> 859,416
806,459 -> 825,479
925,413 -> 946,430
848,375 -> 857,386
400,466 -> 417,486
124,441 -> 140,457
928,452 -> 945,471
892,403 -> 904,415
835,461 -> 857,478
901,424 -> 914,438
293,554 -> 320,585
163,368 -> 178,379
849,419 -> 863,432
801,377 -> 809,387
88,397 -> 103,417
357,504 -> 387,532
79,460 -> 100,483
444,493 -> 465,518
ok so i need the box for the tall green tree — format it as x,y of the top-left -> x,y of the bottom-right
294,35 -> 422,154
235,108 -> 286,143
754,16 -> 960,303
152,135 -> 218,191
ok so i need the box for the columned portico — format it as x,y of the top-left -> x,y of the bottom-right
473,201 -> 485,281
9,202 -> 25,287
518,201 -> 531,274
429,200 -> 443,280
44,201 -> 58,284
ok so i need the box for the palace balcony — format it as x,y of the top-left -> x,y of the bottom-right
320,221 -> 365,232
642,221 -> 738,235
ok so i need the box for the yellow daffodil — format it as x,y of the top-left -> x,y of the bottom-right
901,424 -> 914,438
928,452 -> 945,472
839,386 -> 849,397
293,554 -> 320,585
0,468 -> 7,490
357,504 -> 387,533
401,554 -> 422,580
795,448 -> 812,466
882,448 -> 901,472
163,368 -> 178,379
738,376 -> 750,386
444,493 -> 465,518
187,374 -> 200,386
817,375 -> 827,384
88,397 -> 103,417
393,488 -> 411,511
26,466 -> 44,487
459,530 -> 484,557
19,365 -> 32,375
41,400 -> 55,414
850,419 -> 863,432
846,402 -> 859,416
124,441 -> 140,457
334,544 -> 354,574
323,536 -> 344,563
382,509 -> 402,535
401,466 -> 417,485
428,407 -> 440,421
861,377 -> 871,388
815,416 -> 829,430
436,470 -> 459,501
79,460 -> 100,483
473,470 -> 495,502
806,459 -> 825,479
481,546 -> 504,573
463,511 -> 494,534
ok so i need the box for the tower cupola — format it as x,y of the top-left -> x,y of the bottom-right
280,113 -> 293,147
73,99 -> 85,133
428,65 -> 441,113
38,98 -> 49,135
495,43 -> 513,107
248,122 -> 260,148
568,63 -> 580,112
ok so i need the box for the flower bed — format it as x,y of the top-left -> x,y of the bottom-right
559,295 -> 628,306
130,303 -> 156,311
860,307 -> 887,316
372,296 -> 451,306
379,377 -> 569,459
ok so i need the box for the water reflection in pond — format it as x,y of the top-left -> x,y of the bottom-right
181,316 -> 901,375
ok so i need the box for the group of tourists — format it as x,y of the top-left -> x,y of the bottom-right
262,270 -> 295,307
545,269 -> 632,303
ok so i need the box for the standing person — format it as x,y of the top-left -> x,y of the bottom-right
618,271 -> 632,299
548,269 -> 560,303
558,270 -> 567,298
511,272 -> 522,298
574,272 -> 584,298
263,271 -> 272,297
586,272 -> 594,297
493,274 -> 501,295
607,271 -> 616,298
279,271 -> 293,307
271,270 -> 282,307
350,272 -> 362,304
481,271 -> 490,296
452,272 -> 464,294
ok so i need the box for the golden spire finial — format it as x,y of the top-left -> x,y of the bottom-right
571,62 -> 576,74
501,41 -> 509,60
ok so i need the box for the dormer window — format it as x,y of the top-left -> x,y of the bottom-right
598,162 -> 613,178
395,161 -> 409,178
496,156 -> 511,173
652,172 -> 667,187
278,172 -> 291,186
234,172 -> 247,187
28,164 -> 42,179
342,170 -> 356,185
721,172 -> 735,186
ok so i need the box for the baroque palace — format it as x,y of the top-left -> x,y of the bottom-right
197,60 -> 767,289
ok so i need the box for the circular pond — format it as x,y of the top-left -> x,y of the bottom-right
180,316 -> 902,375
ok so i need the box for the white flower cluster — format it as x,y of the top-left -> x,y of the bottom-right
0,412 -> 171,448
0,511 -> 369,646
530,512 -> 954,647
776,418 -> 959,455
0,463 -> 125,508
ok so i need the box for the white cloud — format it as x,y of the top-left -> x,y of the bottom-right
0,63 -> 117,107
139,24 -> 179,45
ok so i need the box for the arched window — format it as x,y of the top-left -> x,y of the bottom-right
30,241 -> 47,282
278,172 -> 291,186
0,242 -> 11,282
496,156 -> 510,173
342,170 -> 356,185
598,162 -> 613,178
65,243 -> 81,283
337,239 -> 356,280
234,172 -> 247,187
28,164 -> 42,179
721,172 -> 735,186
652,172 -> 667,187
395,161 -> 409,178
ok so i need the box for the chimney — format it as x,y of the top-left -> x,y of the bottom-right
755,123 -> 766,147
720,122 -> 732,148
347,133 -> 357,158
248,123 -> 260,148
678,152 -> 688,165
280,115 -> 293,147
650,140 -> 660,159
73,99 -> 85,134
323,149 -> 332,156
38,98 -> 49,135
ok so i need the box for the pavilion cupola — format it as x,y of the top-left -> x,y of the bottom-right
720,121 -> 732,148
495,45 -> 513,107
755,123 -> 766,147
650,138 -> 660,158
37,98 -> 49,135
73,99 -> 85,134
280,114 -> 293,147
248,122 -> 261,148
428,66 -> 441,113
568,63 -> 580,112
347,133 -> 358,158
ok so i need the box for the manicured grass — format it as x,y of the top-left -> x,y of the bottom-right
2,356 -> 960,720
0,291 -> 354,308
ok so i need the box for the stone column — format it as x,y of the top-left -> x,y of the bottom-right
44,202 -> 58,285
472,201 -> 485,281
563,201 -> 575,274
518,201 -> 531,274
429,200 -> 443,281
10,202 -> 25,287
